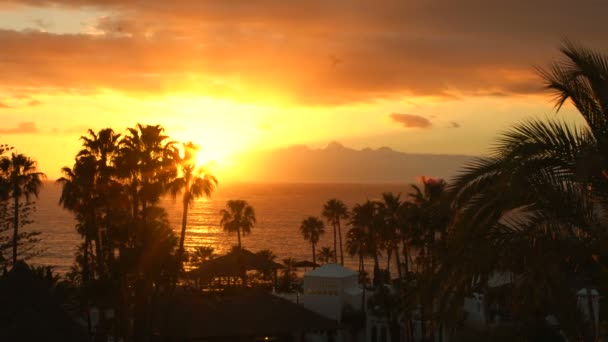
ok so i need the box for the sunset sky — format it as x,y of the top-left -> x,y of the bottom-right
0,0 -> 605,180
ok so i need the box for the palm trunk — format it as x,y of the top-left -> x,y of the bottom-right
403,239 -> 410,281
237,228 -> 242,249
93,215 -> 105,278
82,239 -> 92,335
178,198 -> 189,262
333,222 -> 338,263
373,251 -> 380,286
312,243 -> 317,269
338,220 -> 344,265
395,241 -> 403,281
386,247 -> 393,274
12,194 -> 19,265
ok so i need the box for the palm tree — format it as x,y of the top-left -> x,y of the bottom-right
346,226 -> 370,285
220,200 -> 256,249
169,142 -> 217,264
280,257 -> 297,292
58,157 -> 96,281
322,199 -> 349,265
76,128 -> 121,276
115,123 -> 178,220
350,201 -> 383,284
443,43 -> 608,339
189,246 -> 216,268
317,247 -> 336,264
408,177 -> 449,273
0,153 -> 45,266
299,216 -> 325,268
378,192 -> 402,279
256,249 -> 278,282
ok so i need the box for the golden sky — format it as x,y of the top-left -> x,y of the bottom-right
0,0 -> 603,180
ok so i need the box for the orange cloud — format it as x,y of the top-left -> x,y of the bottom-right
389,113 -> 432,128
0,121 -> 39,134
0,1 -> 605,105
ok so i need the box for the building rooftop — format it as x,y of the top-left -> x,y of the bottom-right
304,263 -> 358,278
152,289 -> 336,339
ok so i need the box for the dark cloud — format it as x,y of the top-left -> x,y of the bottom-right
0,121 -> 39,134
0,102 -> 11,108
389,113 -> 432,128
0,1 -> 606,104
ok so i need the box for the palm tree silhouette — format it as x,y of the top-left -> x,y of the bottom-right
169,142 -> 217,264
317,247 -> 335,264
115,123 -> 178,220
189,246 -> 216,268
322,199 -> 349,265
350,201 -> 382,285
220,200 -> 256,249
446,43 -> 608,339
378,192 -> 403,279
299,216 -> 325,268
77,128 -> 121,276
0,153 -> 45,265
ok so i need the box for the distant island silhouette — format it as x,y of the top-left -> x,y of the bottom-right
231,141 -> 473,183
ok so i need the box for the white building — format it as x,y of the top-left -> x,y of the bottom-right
301,264 -> 363,321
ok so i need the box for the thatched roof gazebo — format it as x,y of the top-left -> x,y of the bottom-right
188,248 -> 283,287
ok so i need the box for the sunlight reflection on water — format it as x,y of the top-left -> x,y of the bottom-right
31,182 -> 408,274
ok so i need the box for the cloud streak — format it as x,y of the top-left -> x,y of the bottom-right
0,121 -> 39,134
389,113 -> 432,128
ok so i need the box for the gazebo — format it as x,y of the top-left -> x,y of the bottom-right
188,248 -> 283,287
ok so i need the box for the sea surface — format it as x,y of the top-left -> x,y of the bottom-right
29,182 -> 409,274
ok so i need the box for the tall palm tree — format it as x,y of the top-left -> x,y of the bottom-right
58,156 -> 96,280
350,201 -> 382,284
443,43 -> 608,339
0,153 -> 45,265
220,200 -> 256,249
169,142 -> 217,264
76,128 -> 121,276
299,216 -> 325,268
408,177 -> 449,273
379,192 -> 403,280
115,123 -> 178,220
322,199 -> 349,265
346,225 -> 370,284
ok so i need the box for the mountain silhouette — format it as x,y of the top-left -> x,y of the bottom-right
231,142 -> 473,183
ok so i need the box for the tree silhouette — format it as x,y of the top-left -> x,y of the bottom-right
220,200 -> 256,249
168,142 -> 217,266
299,216 -> 325,268
316,247 -> 336,264
322,199 -> 348,265
0,153 -> 45,266
444,43 -> 608,339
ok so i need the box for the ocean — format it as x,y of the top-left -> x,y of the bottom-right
29,182 -> 409,274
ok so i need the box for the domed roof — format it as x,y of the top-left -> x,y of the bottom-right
304,263 -> 357,278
